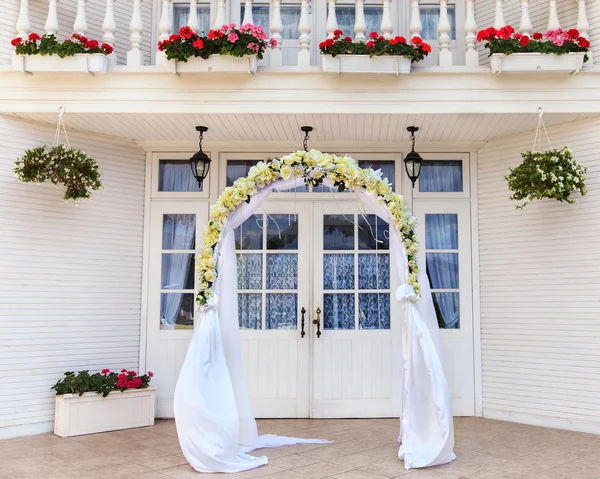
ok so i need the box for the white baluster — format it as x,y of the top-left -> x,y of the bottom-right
464,0 -> 478,66
380,0 -> 393,39
493,0 -> 505,29
438,0 -> 452,66
519,0 -> 532,36
409,0 -> 422,39
188,0 -> 200,32
16,0 -> 31,38
270,0 -> 283,66
213,0 -> 226,29
354,0 -> 367,42
576,0 -> 592,64
325,0 -> 338,39
297,0 -> 311,67
74,0 -> 88,35
103,0 -> 117,45
158,0 -> 172,41
243,0 -> 254,24
548,0 -> 560,30
45,0 -> 60,35
127,0 -> 144,66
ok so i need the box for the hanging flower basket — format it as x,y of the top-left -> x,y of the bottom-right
159,24 -> 275,74
319,31 -> 431,75
477,26 -> 590,74
11,33 -> 112,73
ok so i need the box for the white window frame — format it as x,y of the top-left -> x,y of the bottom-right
152,152 -> 212,199
413,152 -> 470,200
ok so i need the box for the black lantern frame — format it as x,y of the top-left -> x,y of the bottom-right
190,126 -> 211,188
404,126 -> 423,188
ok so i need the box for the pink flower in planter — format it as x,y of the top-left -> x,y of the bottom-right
227,32 -> 239,43
248,42 -> 259,53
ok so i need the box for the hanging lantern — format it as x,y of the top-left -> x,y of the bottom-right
404,126 -> 423,188
190,126 -> 211,188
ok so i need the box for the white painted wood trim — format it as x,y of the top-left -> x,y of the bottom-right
139,151 -> 153,373
413,152 -> 471,199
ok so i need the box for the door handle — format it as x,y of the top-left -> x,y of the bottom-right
300,307 -> 306,338
312,307 -> 322,338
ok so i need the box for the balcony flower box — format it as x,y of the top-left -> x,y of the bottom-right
54,387 -> 156,438
321,54 -> 411,75
490,52 -> 586,74
13,53 -> 109,74
169,54 -> 258,74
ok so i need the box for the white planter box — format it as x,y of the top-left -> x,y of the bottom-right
321,54 -> 412,75
490,52 -> 586,74
54,387 -> 155,438
169,54 -> 258,74
12,53 -> 109,74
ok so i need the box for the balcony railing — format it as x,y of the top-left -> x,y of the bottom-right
13,0 -> 594,69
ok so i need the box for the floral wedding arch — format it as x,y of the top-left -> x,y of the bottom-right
173,150 -> 456,473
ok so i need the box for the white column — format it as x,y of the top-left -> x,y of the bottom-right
297,0 -> 311,67
438,0 -> 452,66
380,0 -> 393,39
16,0 -> 31,38
325,0 -> 338,39
127,0 -> 144,66
464,0 -> 478,66
243,0 -> 254,24
548,0 -> 560,30
493,0 -> 505,29
409,0 -> 422,39
103,0 -> 117,45
576,0 -> 592,64
74,0 -> 88,35
158,0 -> 173,41
354,0 -> 367,42
45,0 -> 60,35
188,0 -> 200,32
519,0 -> 532,35
270,0 -> 283,65
213,0 -> 226,29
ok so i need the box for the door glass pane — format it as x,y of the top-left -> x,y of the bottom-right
267,215 -> 299,250
237,254 -> 263,289
358,215 -> 389,250
266,293 -> 297,329
160,293 -> 194,329
324,293 -> 355,330
425,214 -> 458,249
267,254 -> 298,289
419,160 -> 463,192
432,292 -> 460,329
173,4 -> 211,34
419,5 -> 456,40
359,293 -> 390,329
324,254 -> 354,290
162,214 -> 196,250
161,253 -> 195,290
159,160 -> 202,192
324,215 -> 354,250
333,6 -> 383,38
426,253 -> 459,289
239,293 -> 262,329
358,254 -> 390,289
235,215 -> 263,250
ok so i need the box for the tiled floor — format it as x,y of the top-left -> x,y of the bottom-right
2,418 -> 600,479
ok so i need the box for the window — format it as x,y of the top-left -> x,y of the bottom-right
240,5 -> 301,39
159,160 -> 202,192
419,160 -> 463,193
227,160 -> 308,192
330,5 -> 383,38
419,5 -> 456,41
173,3 -> 210,34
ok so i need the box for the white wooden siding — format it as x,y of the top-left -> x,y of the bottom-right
477,117 -> 600,433
0,0 -> 153,66
0,117 -> 146,438
474,0 -> 600,65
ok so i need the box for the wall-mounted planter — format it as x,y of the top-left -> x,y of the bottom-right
169,54 -> 258,74
54,387 -> 156,438
321,54 -> 412,75
489,52 -> 586,74
12,53 -> 109,74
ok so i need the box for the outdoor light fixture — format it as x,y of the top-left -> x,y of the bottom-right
404,126 -> 423,188
301,125 -> 313,152
190,126 -> 211,188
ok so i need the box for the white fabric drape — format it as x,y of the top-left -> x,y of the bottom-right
174,177 -> 455,473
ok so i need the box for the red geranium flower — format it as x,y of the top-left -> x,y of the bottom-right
366,40 -> 375,48
567,29 -> 579,39
193,39 -> 204,49
334,29 -> 343,37
578,37 -> 590,48
28,33 -> 41,42
101,369 -> 110,374
421,42 -> 432,53
179,26 -> 194,39
368,31 -> 379,39
121,369 -> 128,373
169,33 -> 180,42
11,37 -> 22,46
130,371 -> 137,377
411,36 -> 422,45
85,40 -> 99,49
148,371 -> 154,378
519,35 -> 530,47
532,32 -> 543,40
102,43 -> 113,54
76,34 -> 89,44
343,36 -> 352,42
